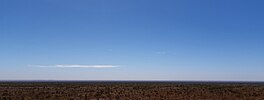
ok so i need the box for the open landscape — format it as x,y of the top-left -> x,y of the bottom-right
0,81 -> 264,100
2,0 -> 264,100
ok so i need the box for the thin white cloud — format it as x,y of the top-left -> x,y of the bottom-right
29,64 -> 118,68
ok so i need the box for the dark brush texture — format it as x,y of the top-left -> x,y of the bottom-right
0,82 -> 264,100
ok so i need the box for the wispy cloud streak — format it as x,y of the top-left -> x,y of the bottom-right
29,64 -> 118,68
154,51 -> 168,55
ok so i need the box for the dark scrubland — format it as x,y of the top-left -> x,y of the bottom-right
0,81 -> 264,100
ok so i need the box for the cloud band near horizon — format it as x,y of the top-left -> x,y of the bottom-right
29,64 -> 119,68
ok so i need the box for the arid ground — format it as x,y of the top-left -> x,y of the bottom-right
0,81 -> 264,100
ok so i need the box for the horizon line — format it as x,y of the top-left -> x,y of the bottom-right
0,80 -> 263,83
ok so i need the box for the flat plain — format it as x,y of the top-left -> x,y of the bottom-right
0,81 -> 264,100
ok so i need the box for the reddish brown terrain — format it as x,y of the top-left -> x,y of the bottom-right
0,81 -> 264,100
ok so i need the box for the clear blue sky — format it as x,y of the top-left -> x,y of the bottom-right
1,0 -> 264,81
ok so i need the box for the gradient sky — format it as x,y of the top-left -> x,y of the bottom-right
1,0 -> 264,81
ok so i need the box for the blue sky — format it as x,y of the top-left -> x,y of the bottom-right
1,0 -> 264,81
